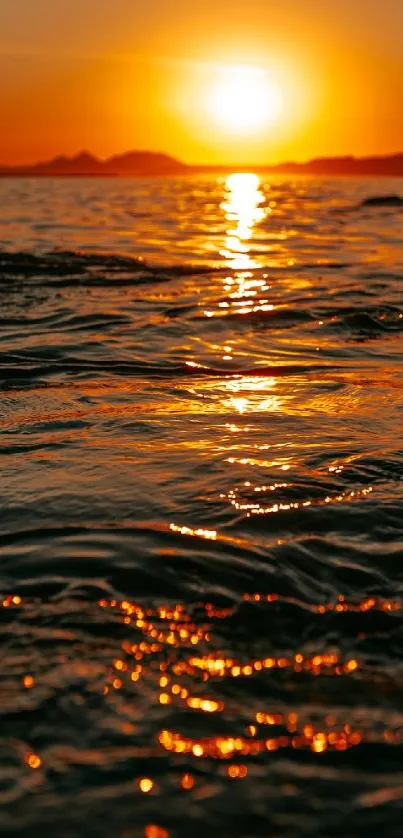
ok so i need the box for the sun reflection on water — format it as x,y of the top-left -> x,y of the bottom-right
211,375 -> 283,415
5,585 -> 403,795
220,174 -> 266,270
203,173 -> 279,320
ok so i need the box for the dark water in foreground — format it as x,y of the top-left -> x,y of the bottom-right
1,174 -> 402,837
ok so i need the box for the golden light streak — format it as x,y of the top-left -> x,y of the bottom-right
219,173 -> 267,270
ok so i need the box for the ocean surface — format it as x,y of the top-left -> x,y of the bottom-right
1,174 -> 402,838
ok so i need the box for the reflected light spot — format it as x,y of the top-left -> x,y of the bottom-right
3,594 -> 23,608
228,764 -> 248,778
145,828 -> 169,838
231,397 -> 249,414
181,773 -> 195,790
139,778 -> 154,793
169,523 -> 217,540
26,753 -> 41,769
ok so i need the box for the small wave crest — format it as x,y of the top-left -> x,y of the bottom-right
0,248 -> 214,287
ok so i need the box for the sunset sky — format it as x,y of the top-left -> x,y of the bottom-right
0,0 -> 402,165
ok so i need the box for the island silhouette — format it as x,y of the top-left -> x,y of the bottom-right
0,150 -> 402,177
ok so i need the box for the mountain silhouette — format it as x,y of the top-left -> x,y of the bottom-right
0,151 -> 402,177
0,150 -> 186,177
103,151 -> 188,175
28,152 -> 104,175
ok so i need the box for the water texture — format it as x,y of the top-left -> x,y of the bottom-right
0,174 -> 402,838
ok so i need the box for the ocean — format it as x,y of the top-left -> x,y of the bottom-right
1,173 -> 402,837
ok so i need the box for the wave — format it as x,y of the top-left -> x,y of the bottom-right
0,353 -> 331,386
334,193 -> 403,214
360,194 -> 403,208
0,248 -> 215,286
1,177 -> 403,837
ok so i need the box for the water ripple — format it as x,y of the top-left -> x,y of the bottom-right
0,174 -> 402,837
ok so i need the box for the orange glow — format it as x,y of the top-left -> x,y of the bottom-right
145,827 -> 169,838
228,764 -> 248,778
345,659 -> 358,673
26,753 -> 42,769
2,595 -> 23,608
181,773 -> 195,790
1,3 -> 402,164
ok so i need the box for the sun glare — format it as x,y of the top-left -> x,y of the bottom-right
221,173 -> 266,268
208,65 -> 283,136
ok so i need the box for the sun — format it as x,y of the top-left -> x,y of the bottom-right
208,65 -> 283,135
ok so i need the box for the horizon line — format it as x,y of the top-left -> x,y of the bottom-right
1,148 -> 403,167
1,148 -> 403,178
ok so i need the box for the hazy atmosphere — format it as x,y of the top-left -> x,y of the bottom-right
1,0 -> 402,163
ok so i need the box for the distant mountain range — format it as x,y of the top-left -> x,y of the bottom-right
0,150 -> 402,177
0,151 -> 188,177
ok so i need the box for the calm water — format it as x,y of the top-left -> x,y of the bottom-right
1,175 -> 402,838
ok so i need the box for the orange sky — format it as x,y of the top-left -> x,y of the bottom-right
0,0 -> 402,165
